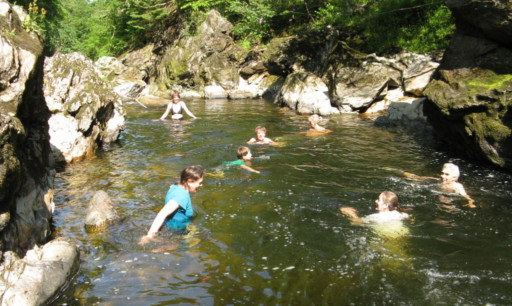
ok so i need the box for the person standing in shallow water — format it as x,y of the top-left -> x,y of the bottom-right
139,165 -> 205,245
159,92 -> 197,120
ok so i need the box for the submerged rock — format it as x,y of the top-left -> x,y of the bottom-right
85,191 -> 120,233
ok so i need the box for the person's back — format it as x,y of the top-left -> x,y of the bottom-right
341,191 -> 409,237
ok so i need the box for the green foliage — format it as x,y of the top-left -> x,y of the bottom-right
7,0 -> 455,59
21,0 -> 47,35
357,0 -> 455,54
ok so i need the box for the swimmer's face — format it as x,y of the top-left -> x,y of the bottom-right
375,195 -> 388,212
255,129 -> 266,141
440,169 -> 456,184
243,151 -> 253,161
187,177 -> 203,193
172,96 -> 180,103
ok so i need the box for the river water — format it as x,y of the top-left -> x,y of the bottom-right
52,98 -> 512,305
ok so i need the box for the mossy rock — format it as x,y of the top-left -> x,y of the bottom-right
424,67 -> 512,170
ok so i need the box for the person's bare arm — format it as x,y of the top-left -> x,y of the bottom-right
455,183 -> 476,208
159,103 -> 172,120
402,171 -> 436,180
340,207 -> 362,224
139,200 -> 179,244
181,102 -> 197,119
241,164 -> 260,174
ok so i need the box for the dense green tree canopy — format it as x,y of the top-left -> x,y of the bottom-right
9,0 -> 454,59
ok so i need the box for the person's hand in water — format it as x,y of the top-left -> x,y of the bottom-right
340,207 -> 359,220
138,233 -> 155,245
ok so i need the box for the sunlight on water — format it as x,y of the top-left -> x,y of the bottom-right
52,99 -> 512,304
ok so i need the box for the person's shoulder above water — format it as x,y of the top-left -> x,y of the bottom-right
247,126 -> 277,145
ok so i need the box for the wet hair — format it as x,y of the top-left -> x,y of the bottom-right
237,146 -> 250,159
442,163 -> 460,180
171,92 -> 181,99
380,191 -> 399,211
179,165 -> 205,184
308,114 -> 321,124
255,126 -> 267,134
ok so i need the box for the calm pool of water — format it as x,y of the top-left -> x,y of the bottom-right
52,99 -> 512,305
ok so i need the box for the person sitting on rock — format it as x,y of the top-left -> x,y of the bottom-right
224,146 -> 260,174
159,92 -> 197,120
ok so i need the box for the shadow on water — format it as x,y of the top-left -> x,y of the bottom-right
52,99 -> 512,305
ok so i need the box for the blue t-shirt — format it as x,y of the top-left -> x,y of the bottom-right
164,184 -> 194,230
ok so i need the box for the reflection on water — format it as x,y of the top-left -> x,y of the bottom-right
52,99 -> 512,304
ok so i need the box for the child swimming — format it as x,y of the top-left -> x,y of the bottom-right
224,146 -> 260,174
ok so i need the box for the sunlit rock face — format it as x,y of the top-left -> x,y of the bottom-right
423,0 -> 512,170
43,52 -> 125,163
0,0 -> 55,256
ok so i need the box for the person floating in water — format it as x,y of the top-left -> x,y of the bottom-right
139,165 -> 205,245
159,92 -> 197,120
402,162 -> 475,208
224,146 -> 260,174
305,114 -> 332,137
247,126 -> 276,145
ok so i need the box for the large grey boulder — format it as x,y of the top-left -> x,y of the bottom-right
85,191 -> 120,233
423,0 -> 512,170
0,237 -> 79,305
275,71 -> 339,115
95,44 -> 158,101
156,10 -> 246,95
44,52 -> 125,163
330,52 -> 437,113
0,0 -> 55,256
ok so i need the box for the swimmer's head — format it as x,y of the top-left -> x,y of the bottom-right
308,114 -> 321,125
255,126 -> 267,141
441,163 -> 460,182
171,92 -> 180,102
180,165 -> 205,192
237,146 -> 252,160
376,191 -> 399,212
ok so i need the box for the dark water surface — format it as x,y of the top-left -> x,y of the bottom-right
52,99 -> 512,305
